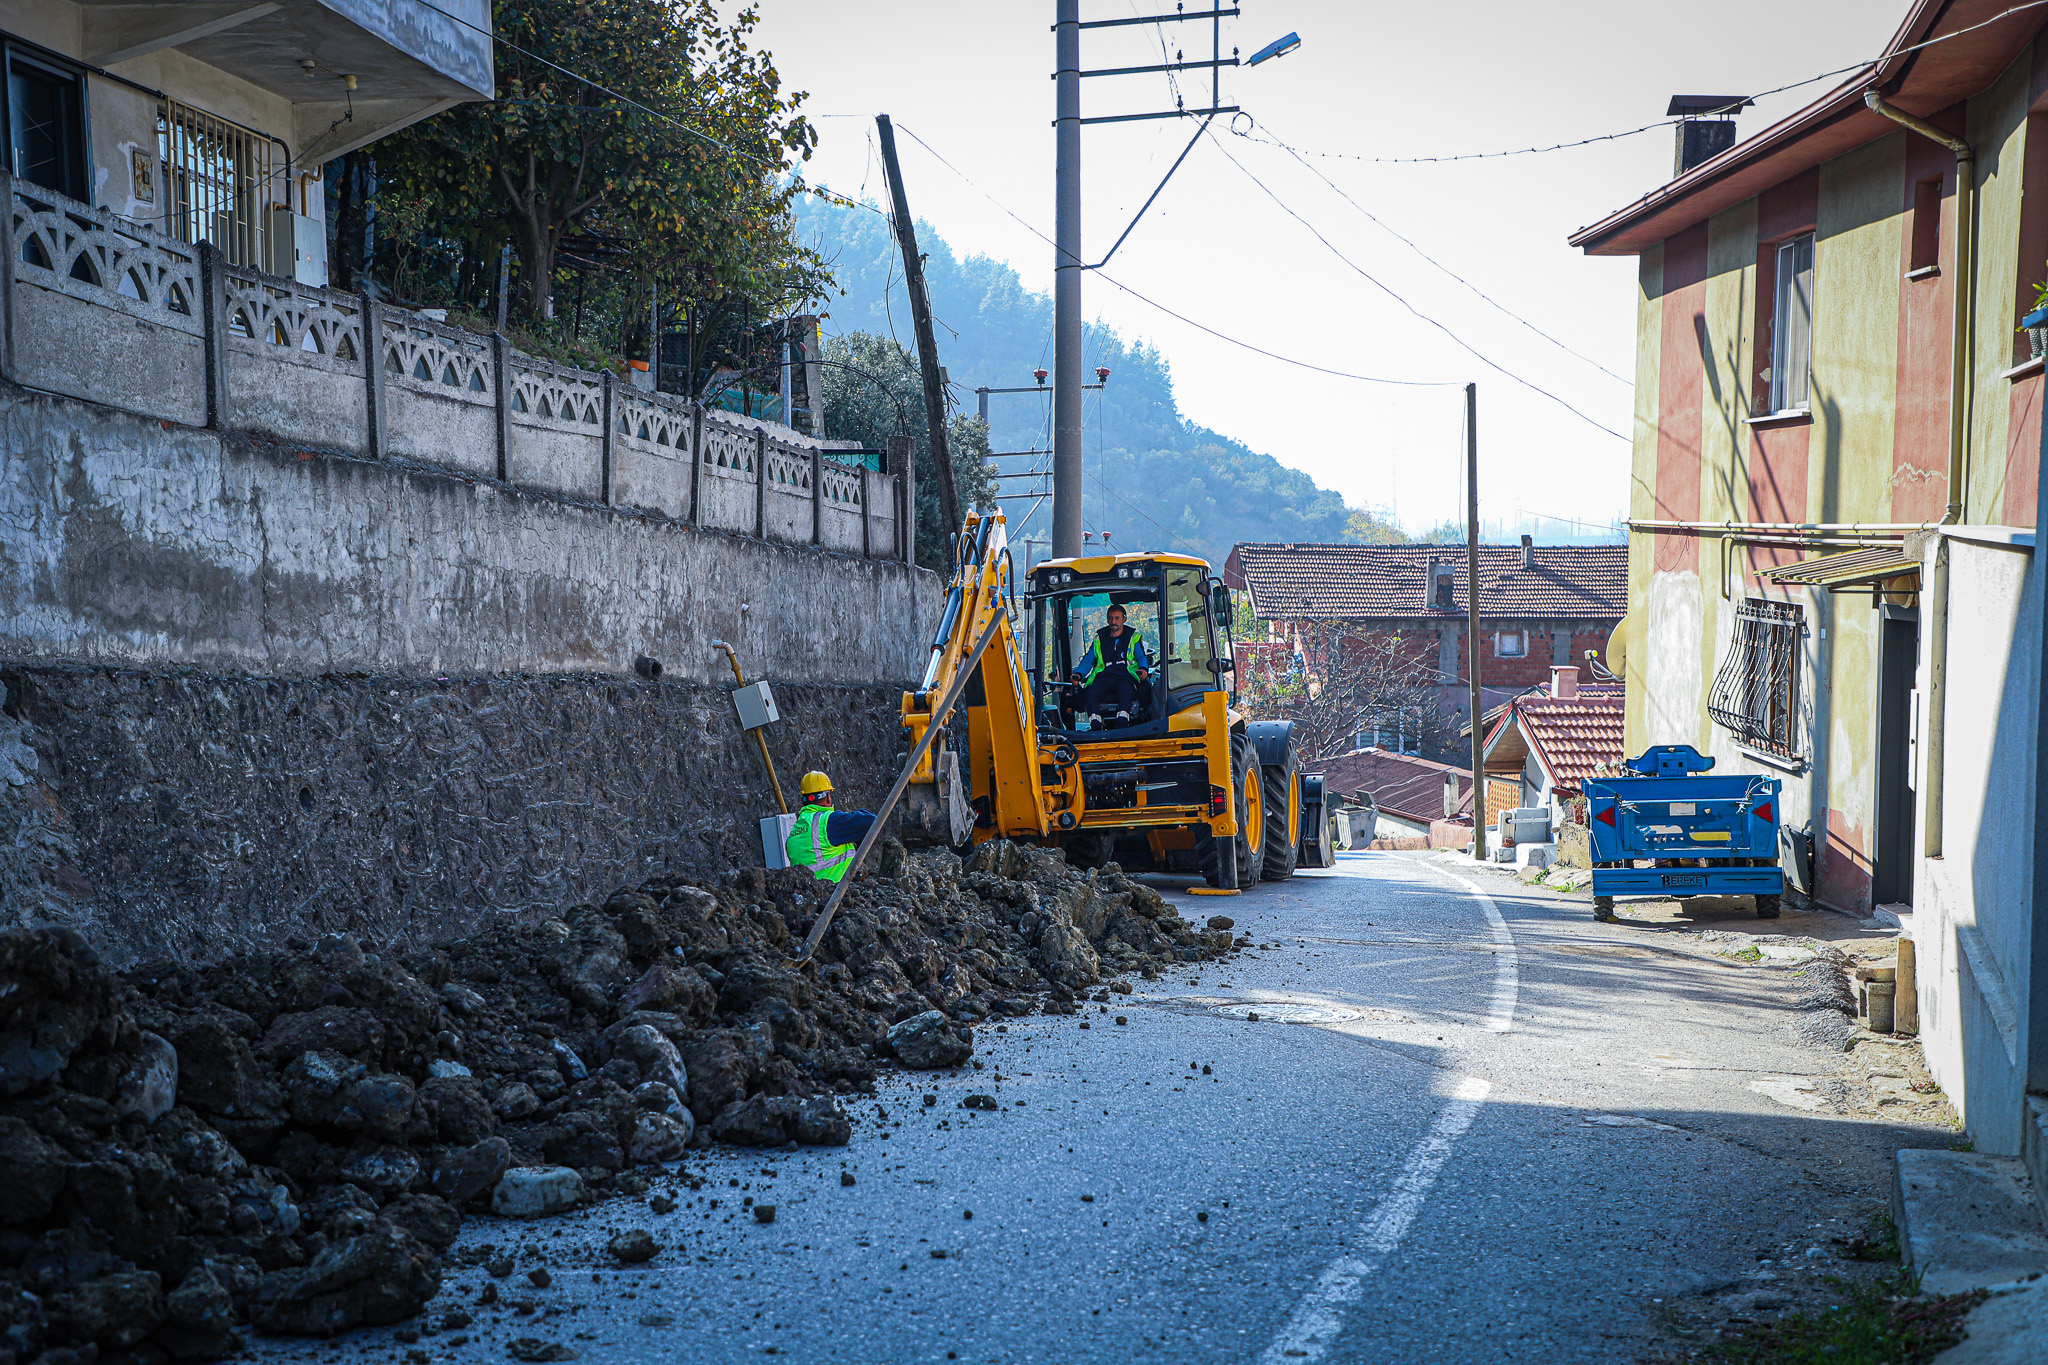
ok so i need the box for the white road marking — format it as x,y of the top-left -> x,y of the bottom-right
1428,866 -> 1521,1033
1257,1074 -> 1494,1365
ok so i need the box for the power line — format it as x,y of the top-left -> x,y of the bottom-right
1202,130 -> 1628,441
890,123 -> 1460,389
1251,136 -> 1630,385
1227,0 -> 2048,164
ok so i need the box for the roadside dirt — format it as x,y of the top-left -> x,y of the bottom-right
0,839 -> 1240,1360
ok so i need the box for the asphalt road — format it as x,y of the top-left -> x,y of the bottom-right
265,849 -> 1948,1364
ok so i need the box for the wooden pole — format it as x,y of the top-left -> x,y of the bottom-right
874,114 -> 962,537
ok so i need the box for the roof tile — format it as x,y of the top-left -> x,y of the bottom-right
1511,683 -> 1626,792
1228,542 -> 1628,621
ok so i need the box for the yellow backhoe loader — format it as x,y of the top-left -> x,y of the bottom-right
895,510 -> 1334,889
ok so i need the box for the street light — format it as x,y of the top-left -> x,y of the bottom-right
1246,31 -> 1301,67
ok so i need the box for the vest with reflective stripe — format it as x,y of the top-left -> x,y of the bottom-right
787,804 -> 856,883
1082,627 -> 1146,683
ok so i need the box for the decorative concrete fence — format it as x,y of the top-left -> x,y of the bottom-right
0,173 -> 907,562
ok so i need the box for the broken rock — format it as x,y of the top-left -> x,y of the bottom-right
607,1229 -> 658,1264
490,1167 -> 585,1219
251,1229 -> 439,1335
708,1095 -> 851,1147
887,1011 -> 974,1070
429,1136 -> 510,1205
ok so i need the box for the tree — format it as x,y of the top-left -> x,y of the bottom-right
1238,625 -> 1459,764
819,332 -> 995,572
376,0 -> 825,326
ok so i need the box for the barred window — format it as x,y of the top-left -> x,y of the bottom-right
1708,598 -> 1804,760
159,98 -> 274,269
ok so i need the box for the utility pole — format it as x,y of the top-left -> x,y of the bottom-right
1465,382 -> 1487,862
875,114 -> 962,538
1053,0 -> 1084,558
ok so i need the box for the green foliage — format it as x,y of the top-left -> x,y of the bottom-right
372,0 -> 827,336
1698,1273 -> 1983,1365
819,332 -> 996,572
797,196 -> 1400,566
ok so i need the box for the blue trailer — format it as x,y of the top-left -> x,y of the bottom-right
1582,745 -> 1783,923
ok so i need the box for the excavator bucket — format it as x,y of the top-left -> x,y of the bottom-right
897,750 -> 974,847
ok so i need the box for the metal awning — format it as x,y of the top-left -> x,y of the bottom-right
1764,546 -> 1920,589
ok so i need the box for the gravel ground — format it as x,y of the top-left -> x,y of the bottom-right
244,849 -> 1959,1365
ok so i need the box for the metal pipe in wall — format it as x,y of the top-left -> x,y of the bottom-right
1863,91 -> 1974,862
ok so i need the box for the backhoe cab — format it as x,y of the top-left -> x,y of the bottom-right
898,510 -> 1333,890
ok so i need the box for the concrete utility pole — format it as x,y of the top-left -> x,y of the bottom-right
1052,0 -> 1083,558
1466,382 -> 1487,862
875,114 -> 962,539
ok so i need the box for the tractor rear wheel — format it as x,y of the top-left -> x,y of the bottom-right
1260,740 -> 1301,882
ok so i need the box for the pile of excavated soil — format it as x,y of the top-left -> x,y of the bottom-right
0,840 -> 1238,1360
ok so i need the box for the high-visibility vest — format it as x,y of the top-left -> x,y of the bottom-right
1081,627 -> 1147,683
787,804 -> 856,883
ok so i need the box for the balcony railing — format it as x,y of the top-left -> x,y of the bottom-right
0,174 -> 908,563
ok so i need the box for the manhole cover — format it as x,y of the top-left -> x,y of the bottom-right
1214,1002 -> 1369,1024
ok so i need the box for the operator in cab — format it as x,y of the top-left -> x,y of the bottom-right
1072,603 -> 1152,724
786,771 -> 877,883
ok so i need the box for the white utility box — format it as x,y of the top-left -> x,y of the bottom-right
731,680 -> 779,731
265,208 -> 328,285
760,812 -> 796,869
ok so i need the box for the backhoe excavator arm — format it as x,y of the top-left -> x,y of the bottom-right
899,512 -> 1071,845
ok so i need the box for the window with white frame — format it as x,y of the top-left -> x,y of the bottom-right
1495,629 -> 1527,658
1770,234 -> 1815,412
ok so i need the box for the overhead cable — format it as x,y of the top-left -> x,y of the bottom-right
1230,0 -> 2048,164
890,124 -> 1459,389
1256,136 -> 1630,384
1202,130 -> 1628,440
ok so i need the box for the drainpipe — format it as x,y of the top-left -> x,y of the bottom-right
1864,90 -> 1972,858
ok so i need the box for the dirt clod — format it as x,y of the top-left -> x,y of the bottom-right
608,1228 -> 659,1262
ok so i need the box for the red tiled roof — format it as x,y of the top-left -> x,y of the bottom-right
1510,683 -> 1626,794
1310,748 -> 1473,825
1225,543 -> 1628,622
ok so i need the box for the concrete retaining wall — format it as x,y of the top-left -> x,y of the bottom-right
1,664 -> 901,967
0,386 -> 937,685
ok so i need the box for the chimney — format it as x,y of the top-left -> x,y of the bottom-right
1520,533 -> 1535,570
1430,559 -> 1456,610
1550,665 -> 1579,700
1667,96 -> 1753,174
1443,772 -> 1457,819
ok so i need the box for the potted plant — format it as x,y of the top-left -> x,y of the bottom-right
2022,270 -> 2048,359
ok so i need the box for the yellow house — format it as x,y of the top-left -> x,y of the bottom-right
1572,0 -> 2048,1162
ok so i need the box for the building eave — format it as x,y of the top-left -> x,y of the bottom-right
1568,0 -> 2048,258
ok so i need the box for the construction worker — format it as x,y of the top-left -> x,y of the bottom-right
1072,603 -> 1152,724
786,771 -> 877,883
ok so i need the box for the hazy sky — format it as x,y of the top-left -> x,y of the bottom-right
753,1 -> 1905,536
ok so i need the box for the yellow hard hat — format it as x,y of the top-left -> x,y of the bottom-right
800,771 -> 833,797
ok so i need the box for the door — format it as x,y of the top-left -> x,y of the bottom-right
1872,610 -> 1919,905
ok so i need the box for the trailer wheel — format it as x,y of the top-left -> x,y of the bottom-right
1260,740 -> 1300,882
1593,896 -> 1617,922
1755,894 -> 1782,919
